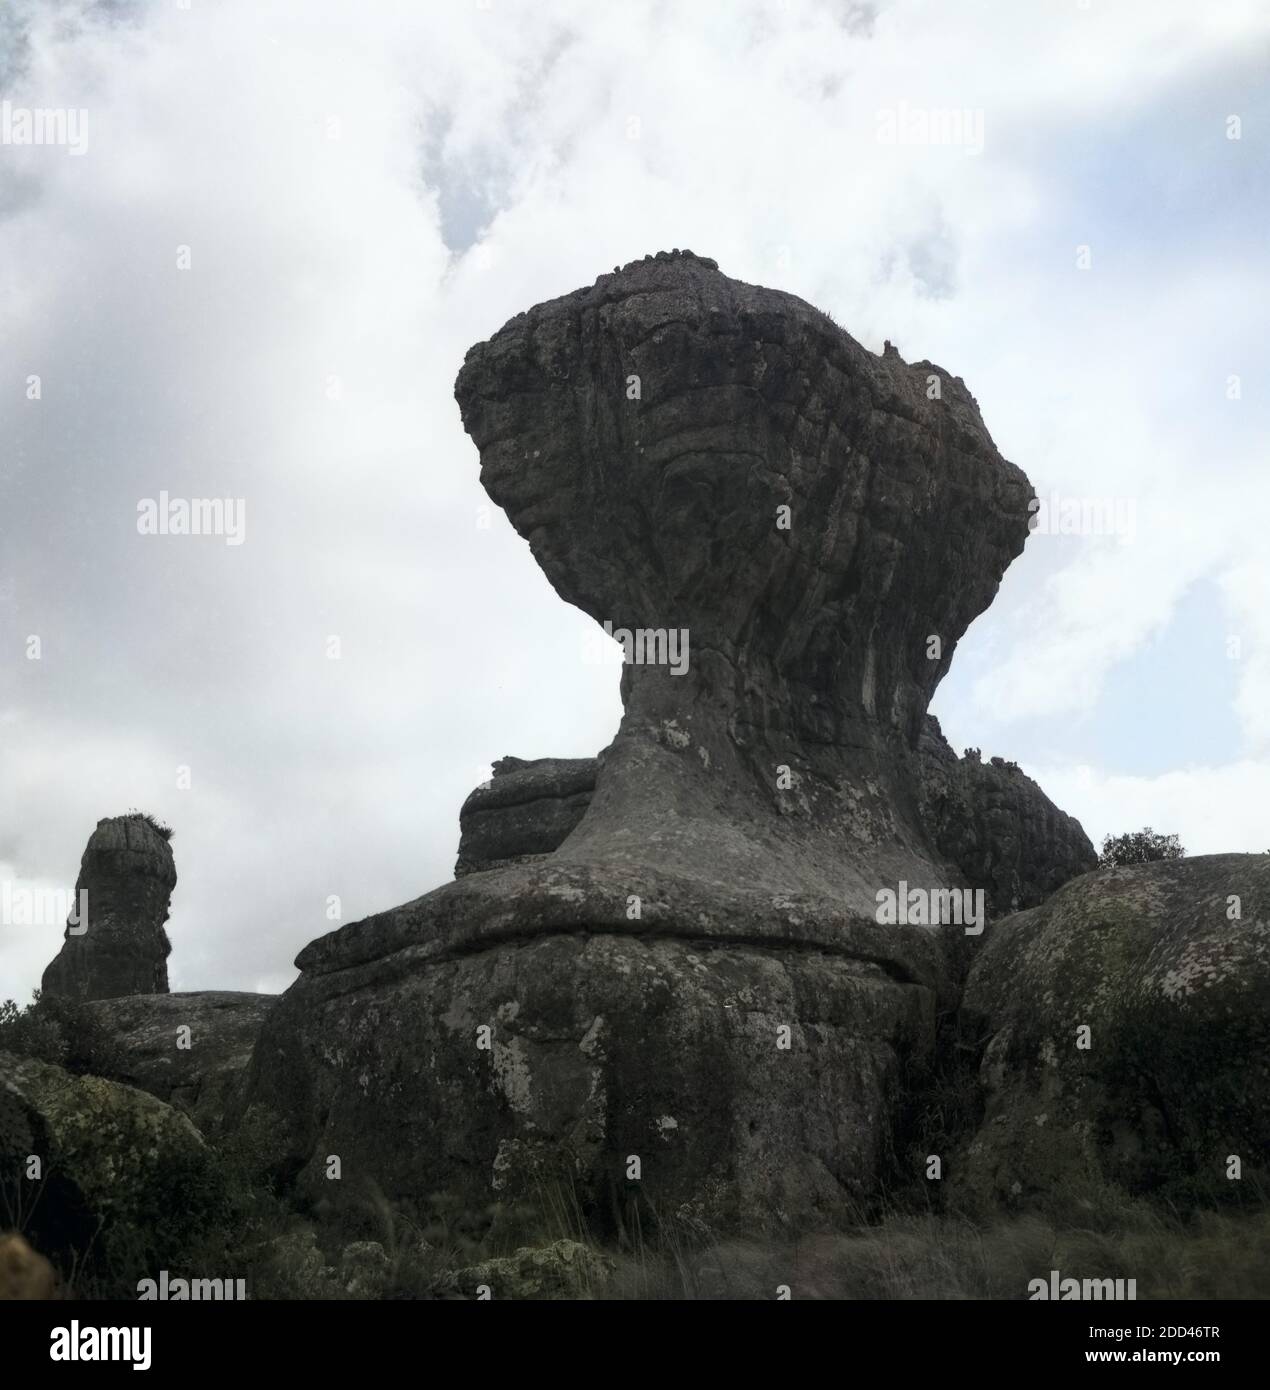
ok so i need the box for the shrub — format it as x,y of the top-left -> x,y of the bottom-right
125,808 -> 174,841
0,995 -> 68,1066
1099,827 -> 1185,867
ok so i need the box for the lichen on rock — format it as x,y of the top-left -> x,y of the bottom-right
956,854 -> 1270,1207
0,1051 -> 227,1281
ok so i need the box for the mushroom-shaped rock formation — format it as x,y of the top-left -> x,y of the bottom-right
40,815 -> 176,1002
246,253 -> 1035,1229
454,249 -> 1032,916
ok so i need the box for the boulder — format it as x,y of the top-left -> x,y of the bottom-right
247,251 -> 1035,1228
0,1052 -> 225,1281
251,921 -> 936,1230
338,1240 -> 391,1298
41,814 -> 176,1001
75,992 -> 276,1137
917,715 -> 1096,918
956,854 -> 1270,1207
433,1239 -> 613,1300
456,756 -> 597,876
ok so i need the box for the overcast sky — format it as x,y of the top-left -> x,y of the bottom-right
2,0 -> 1267,1000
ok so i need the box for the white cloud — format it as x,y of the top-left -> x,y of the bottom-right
1028,759 -> 1270,859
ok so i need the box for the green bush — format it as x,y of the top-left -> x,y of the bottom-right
0,995 -> 68,1066
1099,827 -> 1185,867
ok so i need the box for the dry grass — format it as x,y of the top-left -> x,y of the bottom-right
597,1196 -> 1270,1301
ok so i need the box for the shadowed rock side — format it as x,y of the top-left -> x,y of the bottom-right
247,251 -> 1035,1227
77,992 -> 276,1138
41,815 -> 176,1002
955,855 -> 1270,1207
916,716 -> 1097,918
455,756 -> 597,877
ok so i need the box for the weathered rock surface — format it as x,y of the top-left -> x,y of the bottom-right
455,721 -> 1096,921
452,249 -> 1032,913
76,992 -> 275,1137
250,922 -> 936,1229
248,251 -> 1035,1227
0,1052 -> 222,1275
917,715 -> 1096,918
41,814 -> 176,1001
956,855 -> 1270,1206
455,756 -> 597,877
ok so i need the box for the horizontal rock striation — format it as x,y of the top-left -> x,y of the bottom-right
455,756 -> 597,877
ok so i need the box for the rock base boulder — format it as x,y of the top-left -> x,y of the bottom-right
76,992 -> 275,1138
249,919 -> 936,1231
956,854 -> 1270,1207
0,1053 -> 225,1283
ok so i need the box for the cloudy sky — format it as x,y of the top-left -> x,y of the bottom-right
2,0 -> 1267,1000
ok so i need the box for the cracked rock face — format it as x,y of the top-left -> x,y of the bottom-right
40,816 -> 176,1002
248,252 -> 1035,1227
956,855 -> 1270,1207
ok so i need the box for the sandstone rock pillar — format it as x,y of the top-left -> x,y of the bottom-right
41,814 -> 176,1001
